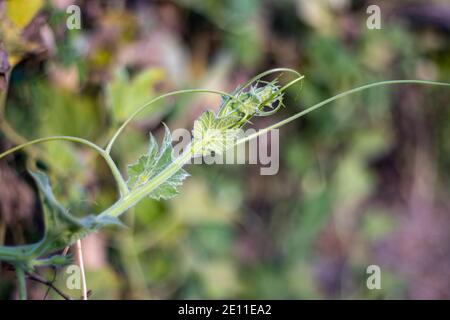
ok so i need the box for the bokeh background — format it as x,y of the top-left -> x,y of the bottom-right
1,0 -> 450,299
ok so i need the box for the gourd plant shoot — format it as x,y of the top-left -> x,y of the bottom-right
0,68 -> 448,300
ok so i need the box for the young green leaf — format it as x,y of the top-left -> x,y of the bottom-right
127,125 -> 190,200
218,80 -> 284,118
30,171 -> 85,232
192,110 -> 241,156
0,170 -> 126,267
191,81 -> 284,157
30,171 -> 124,245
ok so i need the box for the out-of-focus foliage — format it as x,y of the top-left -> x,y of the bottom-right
107,68 -> 166,123
1,0 -> 450,299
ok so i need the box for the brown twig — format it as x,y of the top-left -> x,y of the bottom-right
26,272 -> 72,300
42,267 -> 57,300
75,239 -> 88,300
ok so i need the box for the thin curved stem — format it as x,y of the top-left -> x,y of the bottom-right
235,68 -> 303,95
219,75 -> 304,118
104,89 -> 250,155
75,240 -> 88,300
101,151 -> 129,196
236,79 -> 450,146
0,136 -> 103,160
0,136 -> 129,196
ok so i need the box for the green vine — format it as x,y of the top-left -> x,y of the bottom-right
0,68 -> 448,299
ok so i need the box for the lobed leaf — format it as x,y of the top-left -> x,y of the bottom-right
29,171 -> 123,253
127,125 -> 189,200
192,110 -> 242,156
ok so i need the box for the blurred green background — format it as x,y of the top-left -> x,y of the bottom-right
1,0 -> 450,299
